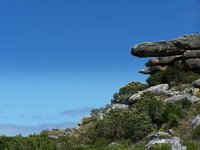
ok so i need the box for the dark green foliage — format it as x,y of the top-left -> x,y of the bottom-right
95,109 -> 153,142
147,67 -> 200,86
133,92 -> 165,128
111,82 -> 147,104
182,141 -> 199,150
192,125 -> 200,140
0,134 -> 57,150
151,143 -> 171,150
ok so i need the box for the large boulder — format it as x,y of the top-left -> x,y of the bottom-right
131,33 -> 200,74
131,41 -> 184,57
146,137 -> 186,150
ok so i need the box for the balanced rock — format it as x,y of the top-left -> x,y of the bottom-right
131,41 -> 183,57
131,33 -> 200,74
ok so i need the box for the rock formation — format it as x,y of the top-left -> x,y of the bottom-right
131,33 -> 200,74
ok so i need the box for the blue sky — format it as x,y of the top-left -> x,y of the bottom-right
0,0 -> 199,135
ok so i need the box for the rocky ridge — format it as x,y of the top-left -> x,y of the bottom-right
131,34 -> 200,74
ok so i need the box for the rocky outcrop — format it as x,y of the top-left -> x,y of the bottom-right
146,137 -> 186,150
131,33 -> 200,74
128,84 -> 200,104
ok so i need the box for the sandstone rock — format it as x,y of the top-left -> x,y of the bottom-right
183,50 -> 200,59
146,55 -> 182,67
185,58 -> 200,70
173,34 -> 200,50
139,66 -> 168,74
192,79 -> 200,88
146,137 -> 186,150
131,41 -> 184,57
131,33 -> 200,73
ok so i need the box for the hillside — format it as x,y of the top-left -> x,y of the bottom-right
0,34 -> 200,150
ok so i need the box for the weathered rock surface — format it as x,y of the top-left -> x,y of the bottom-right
146,55 -> 182,67
128,84 -> 200,104
131,41 -> 184,57
185,58 -> 200,70
173,34 -> 200,50
183,50 -> 200,59
129,84 -> 169,102
164,94 -> 200,103
139,66 -> 168,74
131,33 -> 200,74
189,114 -> 200,128
146,137 -> 186,150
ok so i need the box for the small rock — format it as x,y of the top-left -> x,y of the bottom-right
192,79 -> 200,88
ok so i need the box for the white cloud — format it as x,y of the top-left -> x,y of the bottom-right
0,122 -> 77,136
60,107 -> 91,117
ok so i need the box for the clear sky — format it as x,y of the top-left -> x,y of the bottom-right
0,0 -> 199,135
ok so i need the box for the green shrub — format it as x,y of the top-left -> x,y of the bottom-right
96,109 -> 153,142
151,143 -> 171,150
192,125 -> 200,140
146,67 -> 200,86
133,92 -> 165,128
182,141 -> 199,150
111,82 -> 147,104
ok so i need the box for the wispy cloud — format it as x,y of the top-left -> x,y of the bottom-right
60,107 -> 91,117
0,122 -> 77,136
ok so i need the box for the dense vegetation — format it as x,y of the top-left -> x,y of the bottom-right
146,67 -> 200,86
1,68 -> 200,149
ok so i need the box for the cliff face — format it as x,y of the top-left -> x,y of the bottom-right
131,34 -> 200,74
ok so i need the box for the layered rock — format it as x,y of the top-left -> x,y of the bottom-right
131,33 -> 200,74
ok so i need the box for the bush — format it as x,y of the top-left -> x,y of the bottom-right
151,143 -> 171,150
146,67 -> 200,86
192,125 -> 200,140
133,92 -> 165,128
182,141 -> 199,150
96,109 -> 153,142
111,82 -> 147,104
